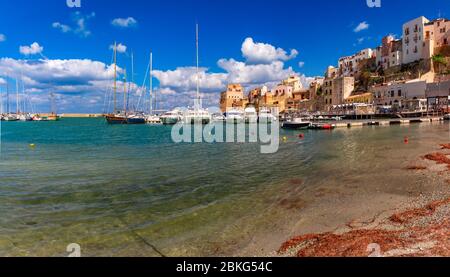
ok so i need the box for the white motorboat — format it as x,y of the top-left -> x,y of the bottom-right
244,106 -> 258,124
211,113 -> 225,122
258,107 -> 277,123
282,117 -> 311,130
225,109 -> 245,124
18,113 -> 33,121
183,108 -> 211,124
160,110 -> 182,125
3,113 -> 19,121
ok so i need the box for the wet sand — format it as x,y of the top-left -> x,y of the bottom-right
236,143 -> 450,257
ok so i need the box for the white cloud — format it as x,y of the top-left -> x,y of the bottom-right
151,37 -> 312,108
298,61 -> 305,68
241,37 -> 298,64
0,57 -> 128,113
52,22 -> 72,33
0,77 -> 6,85
74,12 -> 95,37
111,17 -> 138,28
153,67 -> 226,92
354,21 -> 369,33
19,42 -> 44,56
53,12 -> 95,37
0,34 -> 6,42
218,59 -> 295,85
110,43 -> 127,53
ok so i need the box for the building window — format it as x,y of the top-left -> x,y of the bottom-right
398,90 -> 402,97
391,91 -> 394,97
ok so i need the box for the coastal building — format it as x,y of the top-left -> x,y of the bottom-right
371,79 -> 427,109
322,78 -> 334,111
247,86 -> 268,111
426,80 -> 450,112
296,78 -> 324,112
402,16 -> 429,64
338,48 -> 375,77
376,35 -> 403,70
220,84 -> 245,112
332,77 -> 355,106
281,75 -> 303,91
424,18 -> 450,49
344,92 -> 373,105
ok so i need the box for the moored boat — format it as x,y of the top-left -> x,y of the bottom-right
258,107 -> 277,123
282,117 -> 311,130
160,110 -> 181,125
244,106 -> 258,124
225,108 -> 244,124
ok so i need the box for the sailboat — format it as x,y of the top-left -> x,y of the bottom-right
183,24 -> 211,125
106,43 -> 145,124
3,78 -> 18,121
46,92 -> 60,121
18,78 -> 32,121
145,52 -> 162,124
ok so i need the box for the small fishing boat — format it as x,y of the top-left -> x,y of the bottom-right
46,112 -> 60,121
282,117 -> 311,130
309,123 -> 334,130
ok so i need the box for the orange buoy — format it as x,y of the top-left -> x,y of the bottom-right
299,134 -> 305,139
404,136 -> 409,144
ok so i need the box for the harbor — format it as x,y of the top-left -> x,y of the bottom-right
0,118 -> 449,256
0,0 -> 450,261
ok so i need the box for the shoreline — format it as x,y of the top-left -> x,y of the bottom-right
271,145 -> 450,257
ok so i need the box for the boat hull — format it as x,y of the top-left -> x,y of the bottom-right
105,115 -> 128,124
282,122 -> 311,130
161,117 -> 179,125
106,115 -> 146,124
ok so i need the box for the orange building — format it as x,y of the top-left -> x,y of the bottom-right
220,84 -> 245,112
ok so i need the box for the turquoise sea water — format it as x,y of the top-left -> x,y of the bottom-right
0,118 -> 448,256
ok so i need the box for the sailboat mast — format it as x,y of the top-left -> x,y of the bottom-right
5,75 -> 9,114
149,52 -> 153,115
196,23 -> 200,110
113,42 -> 117,114
123,69 -> 127,114
15,79 -> 19,114
129,51 -> 134,113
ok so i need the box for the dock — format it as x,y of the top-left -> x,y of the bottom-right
311,117 -> 444,129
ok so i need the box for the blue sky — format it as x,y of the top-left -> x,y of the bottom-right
0,0 -> 448,113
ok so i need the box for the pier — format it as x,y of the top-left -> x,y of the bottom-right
311,117 -> 445,129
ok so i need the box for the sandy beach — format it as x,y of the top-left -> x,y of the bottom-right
238,144 -> 450,257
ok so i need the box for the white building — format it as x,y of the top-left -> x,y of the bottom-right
338,48 -> 375,77
402,16 -> 429,64
372,79 -> 427,107
376,35 -> 403,70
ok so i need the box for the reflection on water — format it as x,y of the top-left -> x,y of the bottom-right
0,118 -> 448,256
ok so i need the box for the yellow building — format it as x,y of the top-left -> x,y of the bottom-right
344,92 -> 373,104
220,84 -> 245,112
